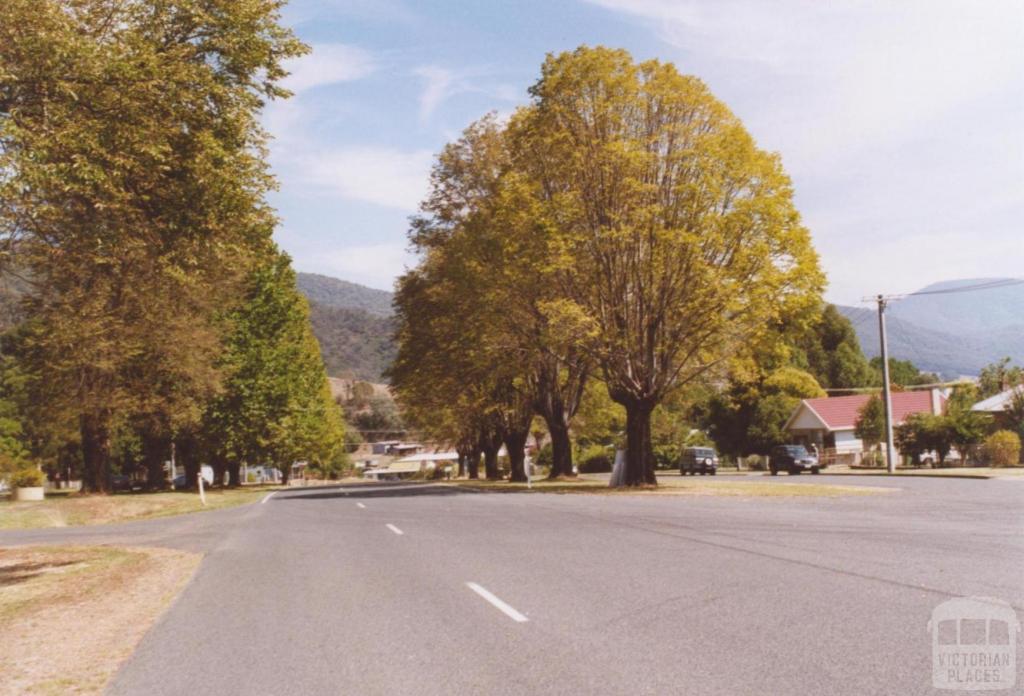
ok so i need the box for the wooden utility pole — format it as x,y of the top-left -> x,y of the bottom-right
875,295 -> 897,474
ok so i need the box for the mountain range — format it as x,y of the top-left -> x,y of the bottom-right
835,278 -> 1023,378
298,274 -> 1022,382
1,269 -> 1016,382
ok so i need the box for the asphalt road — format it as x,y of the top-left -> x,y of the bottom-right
3,475 -> 1022,695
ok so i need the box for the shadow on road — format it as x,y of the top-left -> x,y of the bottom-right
276,483 -> 473,501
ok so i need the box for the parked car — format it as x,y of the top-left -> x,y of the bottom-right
769,445 -> 821,475
680,446 -> 718,475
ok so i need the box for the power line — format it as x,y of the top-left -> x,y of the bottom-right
907,278 -> 1023,297
863,278 -> 1023,303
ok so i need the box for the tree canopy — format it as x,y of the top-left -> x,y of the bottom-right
390,46 -> 824,485
0,1 -> 344,491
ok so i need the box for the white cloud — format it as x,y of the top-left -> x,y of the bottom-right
586,0 -> 1024,303
412,65 -> 521,123
413,66 -> 458,122
317,242 -> 417,290
300,147 -> 435,211
282,43 -> 376,93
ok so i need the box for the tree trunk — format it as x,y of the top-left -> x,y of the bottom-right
80,412 -> 111,493
504,429 -> 529,483
620,400 -> 657,486
180,438 -> 199,491
545,416 -> 575,478
483,445 -> 500,480
228,460 -> 242,488
280,463 -> 290,486
143,433 -> 167,490
467,449 -> 480,480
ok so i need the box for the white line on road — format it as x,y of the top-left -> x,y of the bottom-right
386,523 -> 404,535
356,502 -> 366,509
261,492 -> 276,504
466,582 -> 529,623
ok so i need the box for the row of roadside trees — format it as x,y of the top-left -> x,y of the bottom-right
0,0 -> 346,492
389,46 -> 825,486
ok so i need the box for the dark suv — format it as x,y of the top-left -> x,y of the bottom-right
769,445 -> 821,475
680,447 -> 718,475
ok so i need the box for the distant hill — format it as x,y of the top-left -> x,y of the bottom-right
887,278 -> 1024,336
836,278 -> 1023,378
0,268 -> 396,382
295,273 -> 393,317
305,302 -> 395,382
295,273 -> 395,382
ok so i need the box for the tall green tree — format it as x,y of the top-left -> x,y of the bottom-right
203,252 -> 346,486
854,395 -> 885,452
0,0 -> 306,491
512,47 -> 823,485
792,305 -> 875,390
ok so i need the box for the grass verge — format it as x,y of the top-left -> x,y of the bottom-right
0,486 -> 279,530
445,477 -> 893,497
0,545 -> 200,695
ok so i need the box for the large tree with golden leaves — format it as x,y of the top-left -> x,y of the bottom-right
511,47 -> 824,485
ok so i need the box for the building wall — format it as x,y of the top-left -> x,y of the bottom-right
834,430 -> 863,453
789,406 -> 824,430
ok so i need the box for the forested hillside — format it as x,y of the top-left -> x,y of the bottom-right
295,273 -> 395,381
296,273 -> 393,316
306,302 -> 395,381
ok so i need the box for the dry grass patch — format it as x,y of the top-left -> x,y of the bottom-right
446,478 -> 892,497
0,545 -> 200,695
0,487 -> 277,529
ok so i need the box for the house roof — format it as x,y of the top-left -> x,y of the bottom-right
972,386 -> 1023,413
788,390 -> 942,432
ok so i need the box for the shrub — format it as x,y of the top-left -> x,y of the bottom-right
744,454 -> 766,471
984,430 -> 1021,467
653,444 -> 679,470
534,444 -> 553,469
10,467 -> 45,488
861,449 -> 885,468
578,445 -> 613,473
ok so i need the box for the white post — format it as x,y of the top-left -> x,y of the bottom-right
197,471 -> 207,507
525,454 -> 532,489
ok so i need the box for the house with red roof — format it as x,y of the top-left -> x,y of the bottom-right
785,389 -> 946,455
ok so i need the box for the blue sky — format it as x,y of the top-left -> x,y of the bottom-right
265,0 -> 1023,305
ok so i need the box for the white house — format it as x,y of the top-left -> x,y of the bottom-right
972,385 -> 1022,414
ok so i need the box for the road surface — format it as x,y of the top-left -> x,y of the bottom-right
2,476 -> 1022,695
